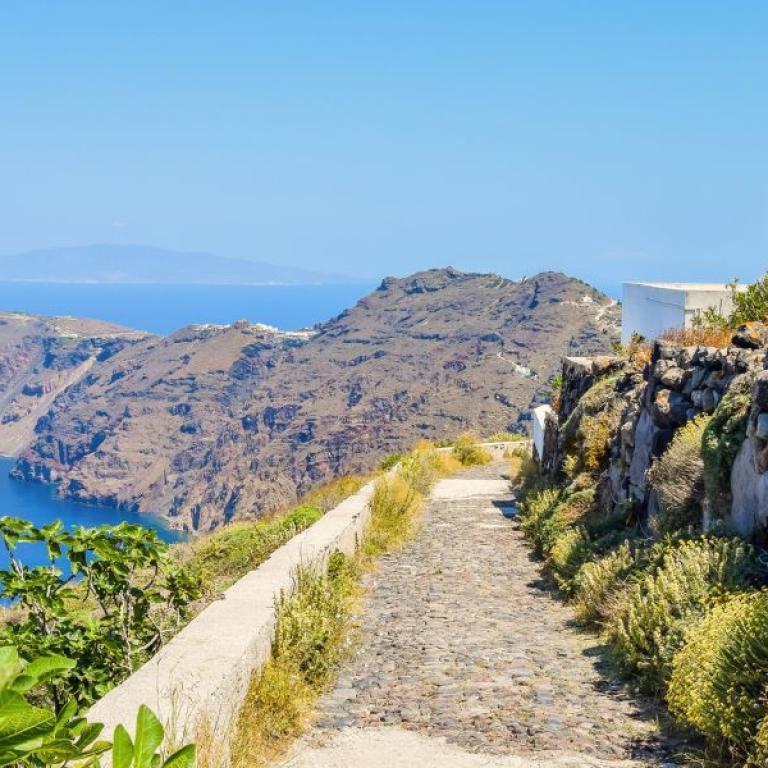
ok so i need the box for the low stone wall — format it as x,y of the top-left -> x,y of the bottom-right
87,479 -> 376,751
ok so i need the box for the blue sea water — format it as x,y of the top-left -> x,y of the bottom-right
0,281 -> 377,335
0,458 -> 184,576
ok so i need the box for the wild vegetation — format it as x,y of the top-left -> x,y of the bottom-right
515,370 -> 768,766
0,519 -> 200,710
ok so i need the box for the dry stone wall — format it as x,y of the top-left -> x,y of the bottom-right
549,340 -> 768,539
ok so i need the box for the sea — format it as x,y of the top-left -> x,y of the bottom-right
0,281 -> 376,572
0,281 -> 376,335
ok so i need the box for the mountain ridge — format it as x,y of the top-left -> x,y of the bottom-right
7,268 -> 620,531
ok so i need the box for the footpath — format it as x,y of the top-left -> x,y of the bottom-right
284,463 -> 676,768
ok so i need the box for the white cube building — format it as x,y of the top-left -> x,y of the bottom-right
621,282 -> 741,343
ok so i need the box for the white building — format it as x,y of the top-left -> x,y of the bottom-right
621,282 -> 741,344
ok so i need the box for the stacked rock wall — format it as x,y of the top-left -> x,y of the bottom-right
549,341 -> 768,539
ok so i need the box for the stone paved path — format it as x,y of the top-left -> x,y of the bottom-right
283,463 -> 678,768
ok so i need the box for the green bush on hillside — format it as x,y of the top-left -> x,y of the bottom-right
609,537 -> 757,692
648,414 -> 711,533
573,541 -> 637,624
378,452 -> 403,471
547,526 -> 592,594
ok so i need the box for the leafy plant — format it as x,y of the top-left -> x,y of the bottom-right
0,648 -> 193,768
0,519 -> 200,709
111,705 -> 195,768
608,537 -> 758,692
0,646 -> 109,766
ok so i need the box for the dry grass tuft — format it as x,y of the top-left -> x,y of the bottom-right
659,326 -> 732,348
453,432 -> 492,466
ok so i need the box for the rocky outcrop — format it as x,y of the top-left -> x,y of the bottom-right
549,339 -> 768,540
12,269 -> 621,531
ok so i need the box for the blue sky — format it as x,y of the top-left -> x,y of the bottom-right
1,1 -> 766,291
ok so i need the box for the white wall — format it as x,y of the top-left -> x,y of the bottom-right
621,283 -> 736,343
532,405 -> 553,462
621,284 -> 685,343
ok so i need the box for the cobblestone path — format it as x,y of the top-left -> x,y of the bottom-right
284,463 -> 678,768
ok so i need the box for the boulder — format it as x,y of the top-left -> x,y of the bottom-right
629,410 -> 654,494
753,371 -> 768,411
701,387 -> 719,414
729,439 -> 768,539
757,412 -> 768,441
659,365 -> 686,391
732,321 -> 768,350
652,388 -> 689,427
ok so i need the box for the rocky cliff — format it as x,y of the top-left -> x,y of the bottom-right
12,269 -> 620,531
0,313 -> 147,455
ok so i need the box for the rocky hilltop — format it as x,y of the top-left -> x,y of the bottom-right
12,269 -> 619,531
0,313 -> 147,455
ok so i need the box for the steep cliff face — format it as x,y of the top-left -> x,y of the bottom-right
552,339 -> 768,540
15,269 -> 620,531
0,313 -> 147,455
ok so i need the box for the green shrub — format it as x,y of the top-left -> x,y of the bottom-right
573,541 -> 636,624
378,452 -> 403,471
233,552 -> 358,767
547,527 -> 592,594
189,504 -> 323,592
482,432 -> 525,443
0,519 -> 200,709
667,593 -> 768,752
609,537 -> 758,692
648,414 -> 711,533
453,433 -> 492,466
730,273 -> 768,326
702,382 -> 751,517
520,487 -> 596,559
364,474 -> 422,556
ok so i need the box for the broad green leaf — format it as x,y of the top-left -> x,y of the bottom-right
162,743 -> 195,768
133,705 -> 163,768
0,648 -> 21,693
112,724 -> 134,768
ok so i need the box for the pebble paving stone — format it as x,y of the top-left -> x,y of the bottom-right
283,462 -> 682,768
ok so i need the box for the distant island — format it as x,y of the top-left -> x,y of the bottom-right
0,244 -> 356,285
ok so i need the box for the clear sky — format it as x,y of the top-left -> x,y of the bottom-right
1,2 -> 766,292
